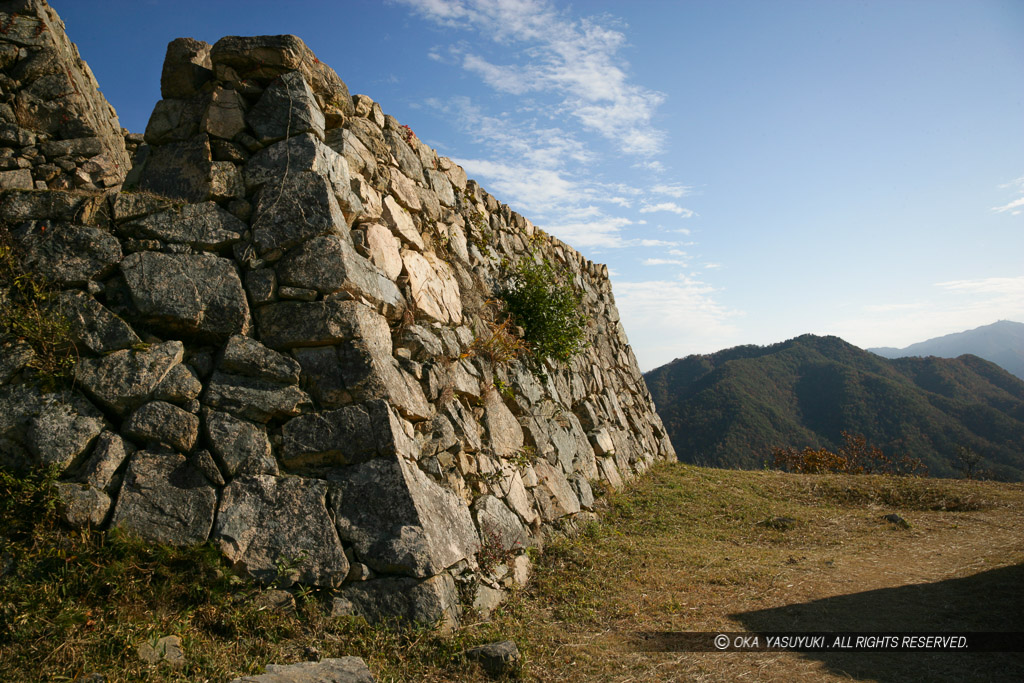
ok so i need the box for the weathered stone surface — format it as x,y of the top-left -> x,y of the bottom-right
203,408 -> 277,477
161,37 -> 213,99
250,171 -> 345,256
277,235 -> 404,313
483,387 -> 524,457
569,473 -> 595,510
202,371 -> 312,423
13,223 -> 121,286
137,634 -> 186,668
401,250 -> 462,324
137,135 -> 215,202
363,223 -> 403,280
24,393 -> 104,472
110,450 -> 217,546
56,290 -> 141,354
247,71 -> 325,142
472,584 -> 505,619
330,454 -> 479,578
55,482 -> 110,529
121,201 -> 245,251
228,657 -> 375,683
79,430 -> 132,492
532,459 -> 580,521
334,303 -> 432,420
255,300 -> 356,350
291,345 -> 350,408
201,87 -> 246,140
465,641 -> 521,677
121,251 -> 250,341
473,494 -> 529,555
384,129 -> 423,183
589,427 -> 615,456
328,127 -> 378,179
387,170 -> 422,212
220,334 -> 301,384
244,132 -> 350,195
382,195 -> 422,249
153,363 -> 203,403
123,401 -> 199,453
340,574 -> 460,629
213,475 -> 348,587
281,399 -> 414,468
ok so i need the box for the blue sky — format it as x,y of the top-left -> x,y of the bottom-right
55,0 -> 1024,370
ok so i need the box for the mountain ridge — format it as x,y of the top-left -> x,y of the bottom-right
645,334 -> 1024,480
869,320 -> 1024,380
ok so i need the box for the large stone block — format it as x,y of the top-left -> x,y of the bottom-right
75,341 -> 184,415
122,400 -> 199,453
203,408 -> 277,478
219,334 -> 301,384
120,252 -> 250,342
531,459 -> 580,522
56,290 -> 141,355
227,658 -> 375,683
249,171 -> 345,256
400,250 -> 462,324
213,475 -> 348,587
109,450 -> 217,546
281,399 -> 416,468
137,135 -> 216,202
13,222 -> 121,287
161,37 -> 213,99
202,371 -> 312,423
247,71 -> 325,142
276,235 -> 404,313
330,455 -> 480,578
339,573 -> 461,629
120,201 -> 245,251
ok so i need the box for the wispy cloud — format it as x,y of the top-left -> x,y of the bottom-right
638,201 -> 695,217
643,258 -> 688,266
992,176 -> 1024,215
651,183 -> 693,198
614,276 -> 741,369
936,276 -> 1024,296
397,0 -> 667,157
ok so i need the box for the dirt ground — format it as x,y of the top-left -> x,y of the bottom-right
496,467 -> 1024,682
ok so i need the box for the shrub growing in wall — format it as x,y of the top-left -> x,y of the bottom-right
496,252 -> 587,364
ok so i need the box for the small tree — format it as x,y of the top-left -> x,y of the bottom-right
953,446 -> 985,480
495,252 -> 587,364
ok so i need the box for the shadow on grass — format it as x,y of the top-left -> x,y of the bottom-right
732,563 -> 1024,682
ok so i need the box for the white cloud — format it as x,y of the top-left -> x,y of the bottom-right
614,276 -> 742,369
397,0 -> 667,157
453,157 -> 579,215
992,176 -> 1024,215
638,202 -> 695,217
936,276 -> 1024,296
651,183 -> 693,198
638,239 -> 679,247
643,258 -> 688,266
704,263 -> 722,269
542,216 -> 635,249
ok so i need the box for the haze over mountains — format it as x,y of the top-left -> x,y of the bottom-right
644,334 -> 1024,481
869,320 -> 1024,381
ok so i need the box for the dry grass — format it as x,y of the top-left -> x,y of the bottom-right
2,464 -> 1022,681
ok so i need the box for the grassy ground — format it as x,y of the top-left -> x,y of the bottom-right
2,463 -> 1022,681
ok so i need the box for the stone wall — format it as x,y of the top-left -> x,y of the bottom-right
0,6 -> 675,628
0,0 -> 130,191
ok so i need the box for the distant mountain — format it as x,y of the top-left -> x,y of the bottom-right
869,320 -> 1024,380
644,335 -> 1024,480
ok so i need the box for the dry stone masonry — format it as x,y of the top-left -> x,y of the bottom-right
0,0 -> 675,628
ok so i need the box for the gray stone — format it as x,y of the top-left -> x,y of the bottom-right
143,96 -> 206,146
250,171 -> 345,256
327,127 -> 378,179
25,393 -> 104,472
532,459 -> 580,521
161,38 -> 213,99
138,135 -> 216,202
220,334 -> 301,384
13,222 -> 121,286
255,300 -> 357,350
0,337 -> 34,384
292,345 -> 351,409
55,482 -> 111,529
362,223 -> 402,281
110,450 -> 217,546
466,640 -> 521,677
384,128 -> 423,183
280,404 -> 376,468
244,132 -> 351,198
569,473 -> 595,510
400,250 -> 462,324
152,363 -> 203,403
56,290 -> 141,355
137,634 -> 186,668
334,304 -> 431,420
120,251 -> 250,341
201,370 -> 312,423
483,387 -> 523,457
397,325 -> 444,362
444,399 -> 482,452
247,71 -> 325,142
340,574 -> 460,629
382,195 -> 422,249
122,401 -> 199,453
79,430 -> 132,492
425,169 -> 455,207
213,475 -> 348,587
473,495 -> 529,556
471,584 -> 506,619
329,454 -> 479,578
277,235 -> 405,314
245,268 -> 276,305
203,408 -> 277,477
190,448 -> 225,486
201,87 -> 247,140
0,168 -> 32,189
227,657 -> 375,683
121,201 -> 245,251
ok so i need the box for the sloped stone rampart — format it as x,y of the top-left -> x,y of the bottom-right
0,4 -> 675,628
